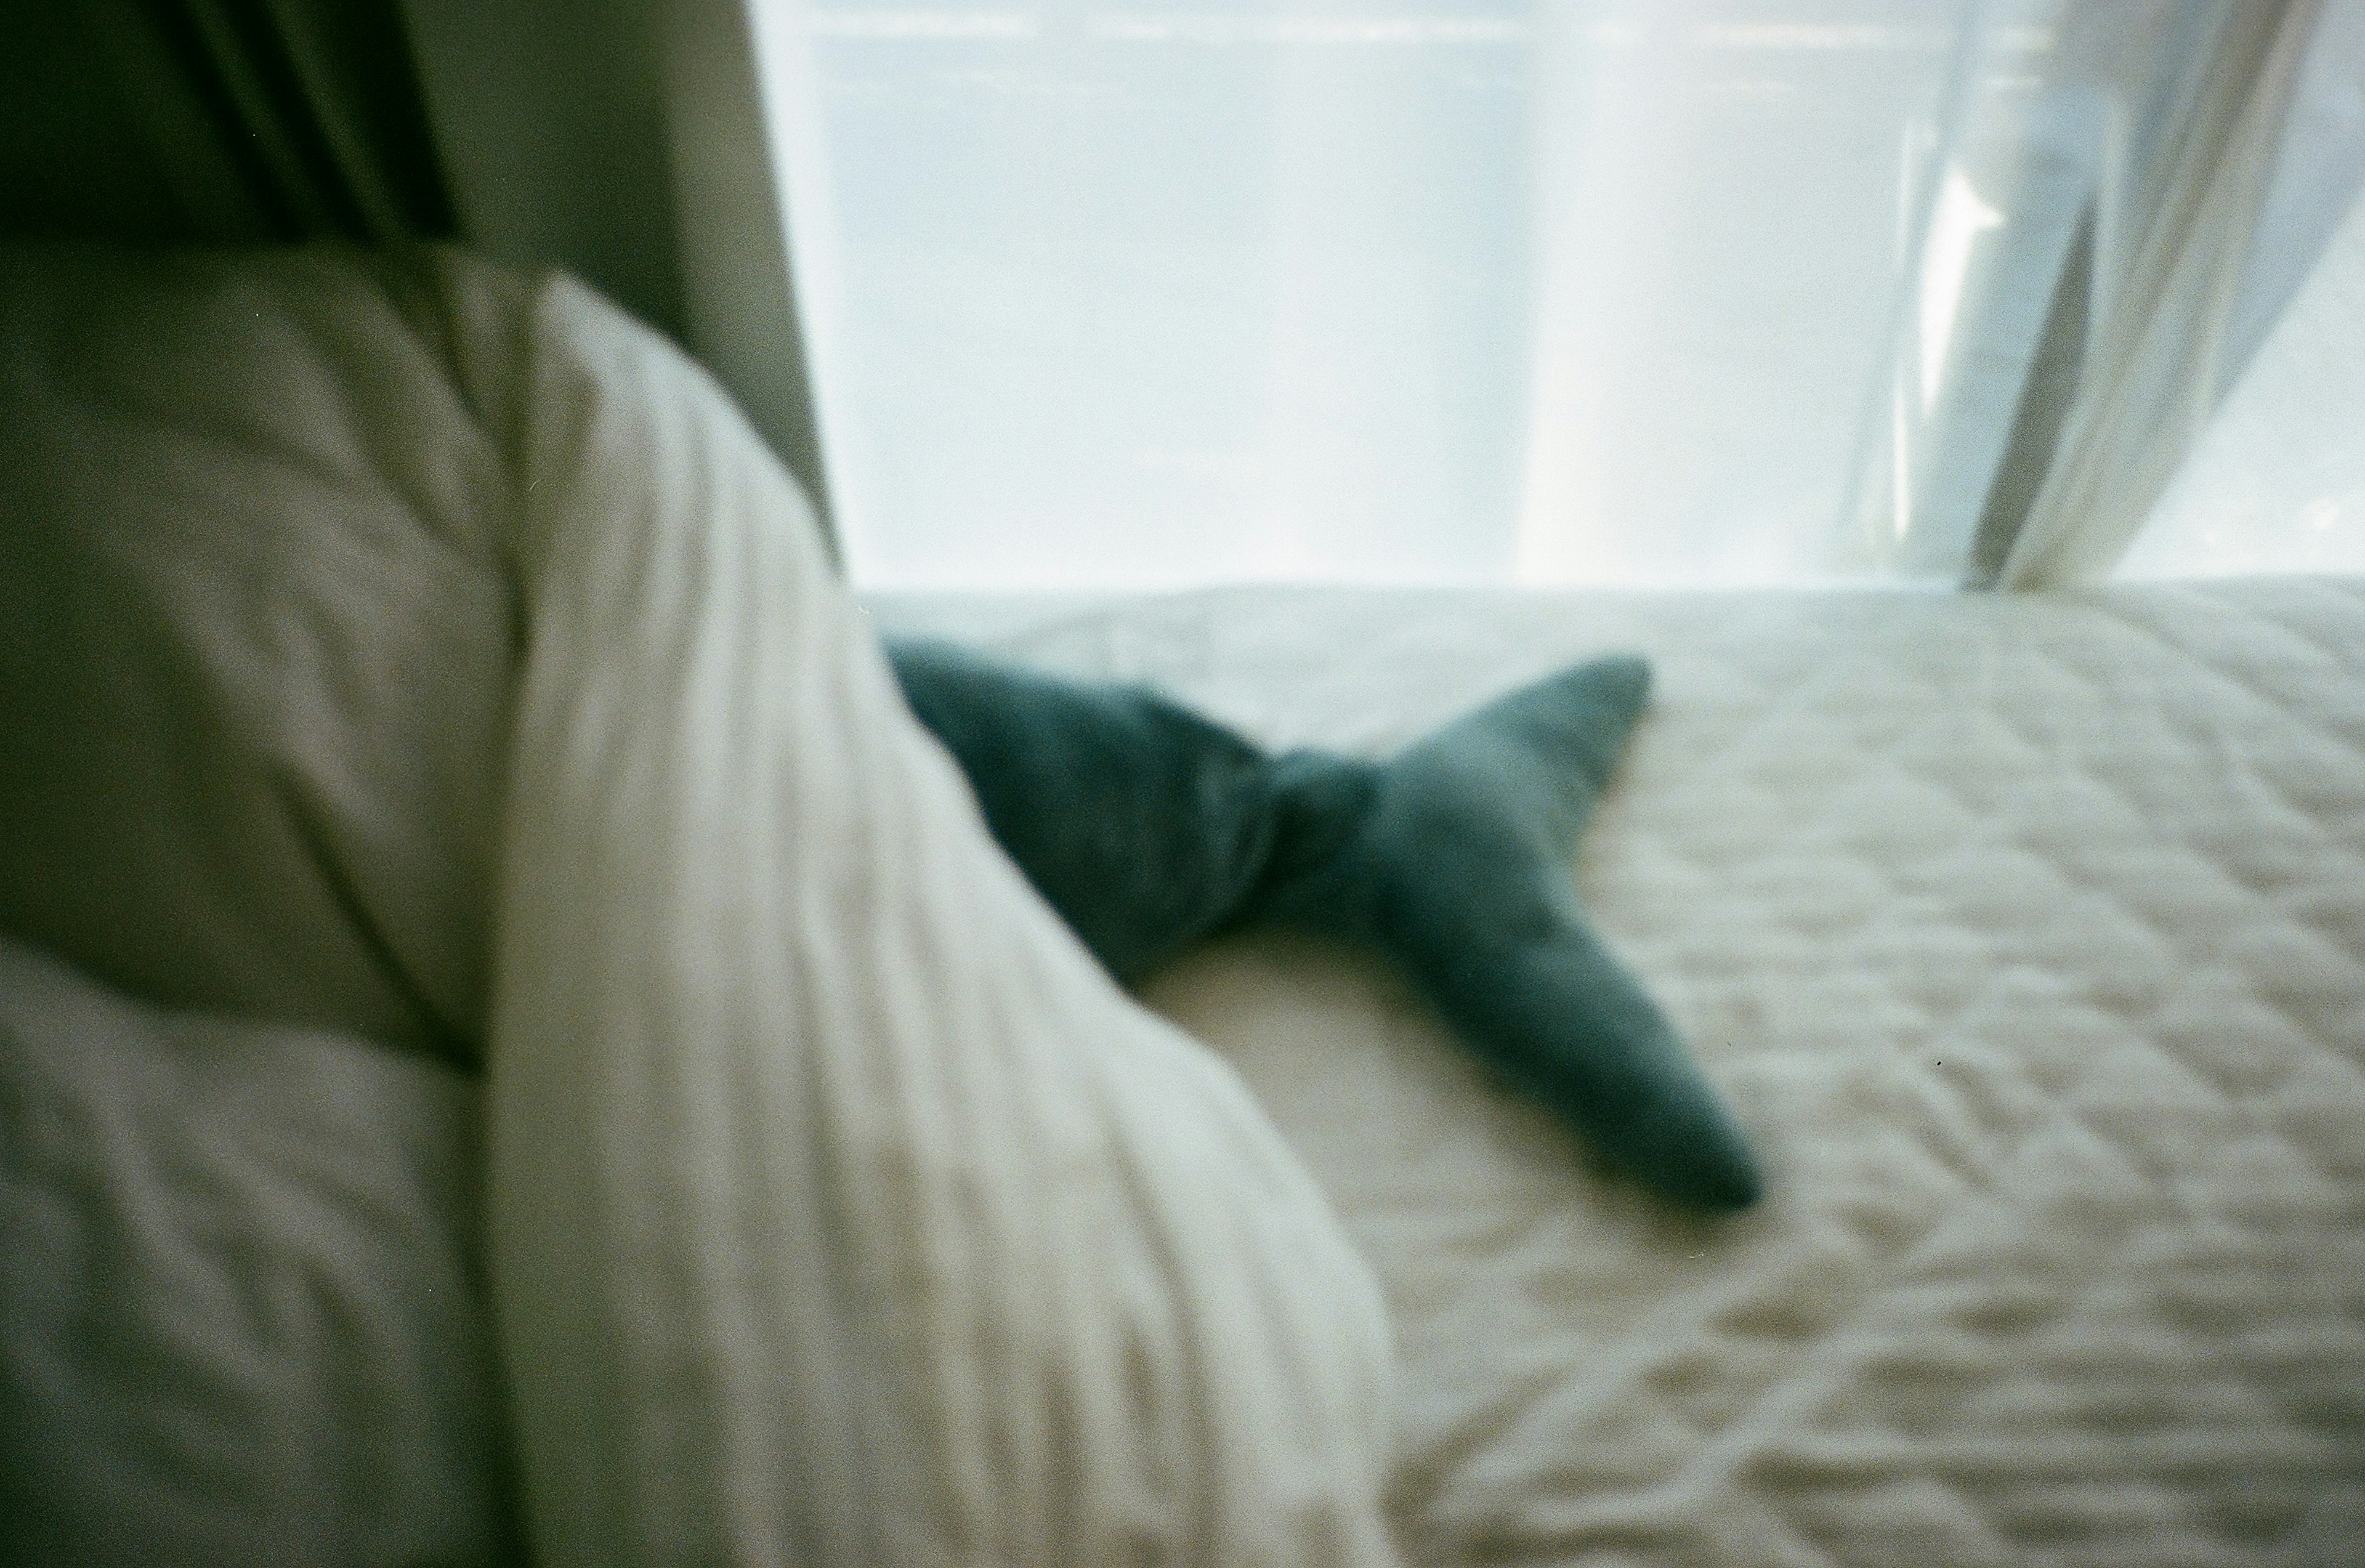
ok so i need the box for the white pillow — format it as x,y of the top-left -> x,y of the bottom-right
0,243 -> 1400,1565
0,935 -> 519,1566
479,263 -> 1399,1564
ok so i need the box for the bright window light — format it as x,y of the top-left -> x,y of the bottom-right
751,2 -> 2083,591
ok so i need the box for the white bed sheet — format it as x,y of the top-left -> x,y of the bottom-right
870,578 -> 2365,1566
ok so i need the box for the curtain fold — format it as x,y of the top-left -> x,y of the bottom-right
1827,0 -> 2325,589
2,0 -> 454,245
1989,0 -> 2322,588
2114,177 -> 2365,579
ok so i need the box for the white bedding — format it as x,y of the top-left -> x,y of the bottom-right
874,579 -> 2365,1564
479,261 -> 1396,1565
2,244 -> 1394,1567
0,936 -> 519,1566
5,241 -> 2362,1567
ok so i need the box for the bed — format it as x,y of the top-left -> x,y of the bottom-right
878,578 -> 2365,1564
3,243 -> 2361,1566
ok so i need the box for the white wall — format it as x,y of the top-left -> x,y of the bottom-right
400,0 -> 833,528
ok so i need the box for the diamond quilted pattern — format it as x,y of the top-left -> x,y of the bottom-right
874,577 -> 2365,1567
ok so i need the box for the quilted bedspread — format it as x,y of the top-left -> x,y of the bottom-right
871,578 -> 2365,1567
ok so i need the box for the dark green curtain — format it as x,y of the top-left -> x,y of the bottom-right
1,0 -> 454,244
4,0 -> 835,544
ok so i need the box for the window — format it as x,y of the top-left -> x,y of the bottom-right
753,1 -> 2348,590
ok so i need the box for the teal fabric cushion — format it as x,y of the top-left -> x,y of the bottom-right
890,641 -> 1761,1210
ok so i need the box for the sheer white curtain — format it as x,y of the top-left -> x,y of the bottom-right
2117,169 -> 2365,579
749,0 -> 2356,591
1512,4 -> 1970,586
2100,0 -> 2365,581
1970,0 -> 2321,586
